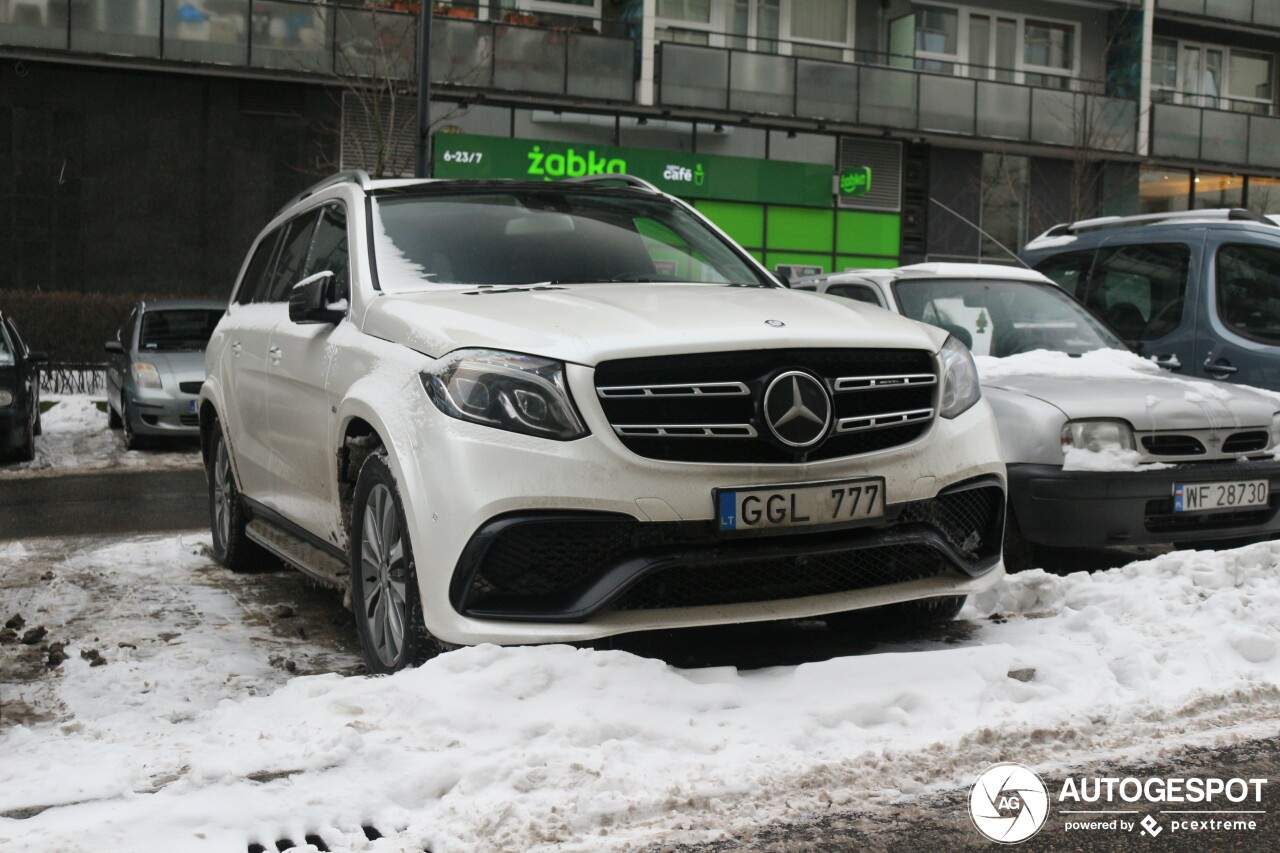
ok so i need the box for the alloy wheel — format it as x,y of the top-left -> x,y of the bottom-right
359,484 -> 408,668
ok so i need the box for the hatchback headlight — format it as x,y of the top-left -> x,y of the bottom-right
1061,420 -> 1135,453
0,390 -> 12,407
938,336 -> 981,419
133,362 -> 162,389
422,349 -> 587,441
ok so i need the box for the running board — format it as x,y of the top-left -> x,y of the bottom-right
246,519 -> 348,589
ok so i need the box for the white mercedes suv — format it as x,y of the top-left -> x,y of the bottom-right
201,171 -> 1007,672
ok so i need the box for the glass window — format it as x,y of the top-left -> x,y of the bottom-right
826,283 -> 884,306
1248,176 -> 1280,215
790,0 -> 846,42
968,15 -> 989,76
305,204 -> 351,302
0,322 -> 14,367
655,0 -> 710,23
1217,244 -> 1280,343
1196,172 -> 1244,209
1088,244 -> 1191,342
1024,19 -> 1073,71
1152,38 -> 1178,90
1139,166 -> 1192,215
372,189 -> 768,290
262,212 -> 320,303
6,318 -> 26,355
893,278 -> 1123,358
756,0 -> 780,52
914,5 -> 957,55
236,226 -> 284,305
1229,49 -> 1273,101
980,153 -> 1027,262
1033,250 -> 1095,302
139,309 -> 225,352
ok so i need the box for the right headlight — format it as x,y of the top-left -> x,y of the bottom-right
938,336 -> 981,419
422,349 -> 588,441
1061,420 -> 1135,453
133,362 -> 162,390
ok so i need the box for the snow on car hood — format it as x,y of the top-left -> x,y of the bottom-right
975,348 -> 1278,430
361,283 -> 944,364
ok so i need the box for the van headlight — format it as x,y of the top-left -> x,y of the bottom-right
1061,420 -> 1135,453
422,349 -> 588,441
938,336 -> 981,419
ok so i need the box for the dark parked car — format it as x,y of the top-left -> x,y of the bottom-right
0,311 -> 48,462
1021,208 -> 1280,391
105,299 -> 225,449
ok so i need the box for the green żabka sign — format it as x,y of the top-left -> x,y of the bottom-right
433,133 -> 833,207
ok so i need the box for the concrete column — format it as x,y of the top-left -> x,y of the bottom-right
639,0 -> 656,106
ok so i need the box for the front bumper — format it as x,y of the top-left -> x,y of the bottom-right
129,393 -> 200,436
1009,460 -> 1280,548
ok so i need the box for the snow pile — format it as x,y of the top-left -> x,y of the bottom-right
4,537 -> 1280,851
0,395 -> 200,479
974,347 -> 1166,382
1061,445 -> 1171,473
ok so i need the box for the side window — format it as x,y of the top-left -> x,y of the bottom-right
1089,244 -> 1190,342
0,322 -> 13,367
304,204 -> 350,303
121,307 -> 139,348
6,318 -> 27,356
1033,250 -> 1094,302
1217,243 -> 1280,343
826,283 -> 884,307
236,227 -> 284,305
261,212 -> 320,303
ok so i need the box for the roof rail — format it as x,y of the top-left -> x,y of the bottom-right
563,174 -> 661,194
1053,207 -> 1279,236
275,170 -> 372,217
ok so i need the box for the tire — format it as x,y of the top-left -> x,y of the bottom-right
14,415 -> 34,463
122,397 -> 146,450
826,595 -> 967,635
350,453 -> 438,673
207,424 -> 264,573
107,401 -> 122,430
32,411 -> 41,437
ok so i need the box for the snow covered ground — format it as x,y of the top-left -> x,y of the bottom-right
0,395 -> 201,479
3,534 -> 1280,852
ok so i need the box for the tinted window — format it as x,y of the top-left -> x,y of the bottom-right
372,191 -> 766,291
237,227 -> 284,305
893,278 -> 1124,357
826,283 -> 883,306
1034,250 -> 1094,302
121,307 -> 139,348
1217,243 -> 1280,343
5,318 -> 26,355
0,322 -> 14,366
139,310 -> 225,352
304,204 -> 350,302
262,212 -> 319,303
1088,244 -> 1189,342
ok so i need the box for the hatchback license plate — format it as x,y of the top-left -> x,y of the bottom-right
188,399 -> 198,413
1173,480 -> 1269,513
717,478 -> 885,532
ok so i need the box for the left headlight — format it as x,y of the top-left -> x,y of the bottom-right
938,336 -> 981,419
133,362 -> 162,389
422,349 -> 588,441
1061,420 -> 1135,453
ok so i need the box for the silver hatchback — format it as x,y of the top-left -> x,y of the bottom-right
105,299 -> 225,449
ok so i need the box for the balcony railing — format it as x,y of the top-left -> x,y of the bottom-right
657,43 -> 1137,154
0,1 -> 635,102
1151,102 -> 1280,169
1156,0 -> 1280,28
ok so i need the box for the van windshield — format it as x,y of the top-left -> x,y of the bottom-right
371,190 -> 768,291
894,278 -> 1126,357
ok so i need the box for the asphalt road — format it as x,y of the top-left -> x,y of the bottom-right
0,469 -> 208,541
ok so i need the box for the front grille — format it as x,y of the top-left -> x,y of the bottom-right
1142,435 -> 1205,456
453,479 -> 1002,619
179,381 -> 203,395
612,544 -> 948,610
594,349 -> 937,463
179,414 -> 199,427
1224,431 -> 1269,454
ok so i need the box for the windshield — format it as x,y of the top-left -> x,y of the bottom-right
371,190 -> 768,291
893,278 -> 1126,357
139,309 -> 223,352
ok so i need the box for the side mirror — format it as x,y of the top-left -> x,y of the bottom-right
26,350 -> 49,364
104,341 -> 125,355
289,270 -> 344,325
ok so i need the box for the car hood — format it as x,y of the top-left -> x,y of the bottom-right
361,284 -> 945,365
136,350 -> 206,385
983,372 -> 1278,431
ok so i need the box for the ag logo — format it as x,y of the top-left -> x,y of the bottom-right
839,166 -> 872,197
969,762 -> 1050,844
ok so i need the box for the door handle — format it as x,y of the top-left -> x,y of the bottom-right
1204,358 -> 1238,375
1152,354 -> 1182,370
268,346 -> 282,360
231,341 -> 242,353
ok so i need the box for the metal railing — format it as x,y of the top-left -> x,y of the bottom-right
1157,0 -> 1280,28
656,42 -> 1137,154
0,1 -> 635,101
1150,101 -> 1280,170
39,362 -> 106,396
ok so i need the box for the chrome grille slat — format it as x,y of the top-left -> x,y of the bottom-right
834,373 -> 938,392
597,382 -> 750,398
836,408 -> 935,434
613,424 -> 758,438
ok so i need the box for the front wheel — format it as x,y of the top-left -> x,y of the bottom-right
122,397 -> 144,450
207,425 -> 263,572
14,415 -> 34,463
351,453 -> 438,673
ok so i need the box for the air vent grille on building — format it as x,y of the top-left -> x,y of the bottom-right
838,137 -> 902,213
339,91 -> 418,177
900,142 -> 929,261
239,83 -> 305,117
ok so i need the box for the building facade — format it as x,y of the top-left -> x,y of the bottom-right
1,0 -> 1278,295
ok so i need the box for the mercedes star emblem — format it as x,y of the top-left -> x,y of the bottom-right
763,371 -> 832,448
